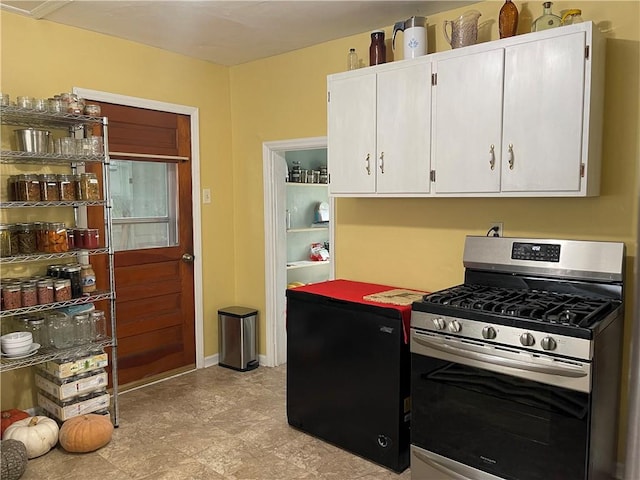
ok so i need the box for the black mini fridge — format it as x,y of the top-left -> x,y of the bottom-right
286,280 -> 412,472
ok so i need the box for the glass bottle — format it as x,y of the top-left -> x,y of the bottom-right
499,0 -> 519,38
52,312 -> 74,349
532,2 -> 561,32
347,48 -> 359,70
369,30 -> 386,66
81,264 -> 97,294
561,9 -> 583,26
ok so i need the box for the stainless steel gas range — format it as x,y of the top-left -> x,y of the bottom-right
410,236 -> 625,480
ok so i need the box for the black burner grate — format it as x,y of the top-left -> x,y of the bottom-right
421,285 -> 616,328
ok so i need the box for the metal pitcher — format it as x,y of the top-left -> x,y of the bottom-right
443,10 -> 481,49
392,16 -> 428,59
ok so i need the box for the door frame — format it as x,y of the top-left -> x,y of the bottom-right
262,136 -> 335,367
73,87 -> 204,369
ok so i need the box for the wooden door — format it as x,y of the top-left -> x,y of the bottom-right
376,63 -> 432,194
433,49 -> 503,194
88,102 -> 195,388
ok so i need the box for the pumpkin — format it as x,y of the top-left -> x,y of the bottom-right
0,411 -> 29,437
59,414 -> 113,453
0,439 -> 28,480
2,417 -> 58,459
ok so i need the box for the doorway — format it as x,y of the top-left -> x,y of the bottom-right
263,137 -> 335,367
74,88 -> 204,385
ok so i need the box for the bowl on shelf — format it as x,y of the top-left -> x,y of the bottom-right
1,331 -> 33,346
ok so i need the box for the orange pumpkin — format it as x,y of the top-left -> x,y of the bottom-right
59,414 -> 113,453
0,409 -> 29,436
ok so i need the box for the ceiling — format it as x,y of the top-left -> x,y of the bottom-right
1,1 -> 477,66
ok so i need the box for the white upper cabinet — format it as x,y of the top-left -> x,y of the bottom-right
433,48 -> 504,193
327,22 -> 604,198
501,31 -> 587,193
328,61 -> 432,196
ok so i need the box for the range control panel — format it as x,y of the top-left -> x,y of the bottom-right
511,242 -> 561,262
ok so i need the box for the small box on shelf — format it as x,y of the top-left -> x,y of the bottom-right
38,352 -> 108,379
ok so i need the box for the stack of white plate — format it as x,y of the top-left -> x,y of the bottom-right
1,332 -> 39,358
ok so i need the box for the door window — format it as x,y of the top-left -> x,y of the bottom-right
109,159 -> 178,251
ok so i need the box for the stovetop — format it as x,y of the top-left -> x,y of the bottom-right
420,284 -> 619,329
412,283 -> 622,340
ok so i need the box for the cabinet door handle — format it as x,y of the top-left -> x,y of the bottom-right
507,144 -> 514,170
365,153 -> 371,175
489,144 -> 495,170
379,152 -> 384,174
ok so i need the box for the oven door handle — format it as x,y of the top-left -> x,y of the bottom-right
413,450 -> 472,480
413,334 -> 588,378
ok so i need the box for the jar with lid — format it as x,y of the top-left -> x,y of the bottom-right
561,9 -> 583,25
90,310 -> 107,341
84,229 -> 100,249
63,264 -> 83,298
57,174 -> 77,201
16,223 -> 37,254
45,222 -> 69,253
290,161 -> 301,183
369,30 -> 387,66
2,283 -> 22,310
0,224 -> 11,257
32,222 -> 46,252
20,281 -> 38,307
54,278 -> 72,302
38,174 -> 60,201
26,316 -> 45,345
51,312 -> 74,349
81,264 -> 97,294
8,225 -> 19,256
37,278 -> 54,304
47,264 -> 63,278
14,174 -> 41,201
79,173 -> 100,200
73,313 -> 92,345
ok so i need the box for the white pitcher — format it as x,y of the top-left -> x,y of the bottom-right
392,16 -> 428,60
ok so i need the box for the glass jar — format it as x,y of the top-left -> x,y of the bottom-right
16,223 -> 37,254
26,316 -> 45,345
37,278 -> 54,304
73,313 -> 92,346
20,281 -> 38,307
2,283 -> 22,310
45,222 -> 69,253
369,30 -> 386,66
47,264 -> 63,278
84,229 -> 100,249
81,264 -> 97,294
90,310 -> 107,341
84,104 -> 101,116
14,174 -> 41,201
0,224 -> 11,257
63,264 -> 83,298
8,224 -> 19,256
79,173 -> 100,200
51,312 -> 74,349
38,174 -> 60,201
57,174 -> 77,201
33,222 -> 47,252
532,1 -> 561,32
54,278 -> 72,302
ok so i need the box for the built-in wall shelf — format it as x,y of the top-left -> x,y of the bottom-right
287,227 -> 329,233
287,260 -> 330,270
286,182 -> 328,187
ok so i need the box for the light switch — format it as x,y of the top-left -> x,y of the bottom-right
202,188 -> 211,204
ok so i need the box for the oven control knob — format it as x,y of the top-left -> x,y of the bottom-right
520,332 -> 535,347
482,326 -> 497,340
432,318 -> 446,330
541,336 -> 557,351
448,320 -> 461,333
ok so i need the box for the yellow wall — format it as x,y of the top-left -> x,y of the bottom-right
0,12 -> 236,405
1,0 -> 638,461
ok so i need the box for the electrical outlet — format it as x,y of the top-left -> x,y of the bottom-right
202,188 -> 211,204
489,222 -> 503,237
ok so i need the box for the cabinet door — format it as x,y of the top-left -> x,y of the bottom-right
327,74 -> 376,194
376,63 -> 432,194
502,32 -> 586,192
433,49 -> 504,193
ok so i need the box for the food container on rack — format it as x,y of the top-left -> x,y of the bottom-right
15,128 -> 51,153
39,174 -> 60,201
45,222 -> 69,253
54,279 -> 72,302
2,283 -> 22,310
20,281 -> 38,307
37,278 -> 54,305
14,174 -> 41,201
79,173 -> 100,200
57,174 -> 77,201
0,224 -> 11,257
16,222 -> 37,254
63,264 -> 82,298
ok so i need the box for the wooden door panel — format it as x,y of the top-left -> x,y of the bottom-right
116,295 -> 184,336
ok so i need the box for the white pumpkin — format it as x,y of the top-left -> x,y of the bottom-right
2,416 -> 59,458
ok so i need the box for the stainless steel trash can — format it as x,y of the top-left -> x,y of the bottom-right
218,306 -> 258,371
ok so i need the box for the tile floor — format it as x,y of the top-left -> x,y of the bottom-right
21,364 -> 412,479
